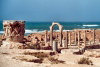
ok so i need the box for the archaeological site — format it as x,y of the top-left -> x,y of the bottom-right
0,20 -> 100,67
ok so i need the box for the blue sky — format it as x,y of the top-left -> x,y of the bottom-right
0,0 -> 100,22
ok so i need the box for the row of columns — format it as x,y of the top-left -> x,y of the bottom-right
64,30 -> 95,49
45,29 -> 95,52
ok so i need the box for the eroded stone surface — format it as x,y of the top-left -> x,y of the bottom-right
2,20 -> 25,49
3,20 -> 25,42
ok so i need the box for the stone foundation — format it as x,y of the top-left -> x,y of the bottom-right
1,41 -> 27,49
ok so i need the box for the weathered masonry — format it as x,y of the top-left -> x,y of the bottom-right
3,20 -> 25,42
2,20 -> 25,48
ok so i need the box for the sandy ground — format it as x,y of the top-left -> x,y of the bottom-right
0,48 -> 100,67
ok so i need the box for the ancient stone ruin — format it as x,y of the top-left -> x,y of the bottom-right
2,20 -> 25,49
50,22 -> 63,47
0,21 -> 99,50
3,20 -> 25,42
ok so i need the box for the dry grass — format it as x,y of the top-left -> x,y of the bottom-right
48,57 -> 65,64
78,57 -> 93,65
88,54 -> 100,58
29,44 -> 41,49
1,52 -> 9,55
12,56 -> 43,63
13,52 -> 49,63
24,52 -> 48,59
23,51 -> 65,64
0,35 -> 2,46
19,58 -> 43,63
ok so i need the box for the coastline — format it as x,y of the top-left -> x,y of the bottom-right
0,21 -> 100,67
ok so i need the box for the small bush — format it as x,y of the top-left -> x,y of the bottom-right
1,52 -> 9,55
23,52 -> 61,64
12,56 -> 43,63
48,57 -> 65,64
29,44 -> 40,49
78,57 -> 93,65
0,41 -> 2,47
20,58 -> 43,63
24,52 -> 48,59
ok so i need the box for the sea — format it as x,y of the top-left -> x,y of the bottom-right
0,21 -> 100,35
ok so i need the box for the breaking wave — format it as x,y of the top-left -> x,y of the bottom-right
0,31 -> 4,33
83,24 -> 99,27
0,29 -> 45,34
25,29 -> 71,33
25,29 -> 45,33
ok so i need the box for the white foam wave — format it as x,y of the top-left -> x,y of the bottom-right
0,29 -> 75,34
53,30 -> 72,32
0,31 -> 4,33
83,24 -> 99,27
0,29 -> 45,34
25,29 -> 45,33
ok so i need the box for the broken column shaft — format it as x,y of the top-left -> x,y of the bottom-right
45,30 -> 48,45
74,31 -> 77,45
53,41 -> 58,52
84,30 -> 86,47
65,31 -> 68,48
93,29 -> 95,44
78,31 -> 80,48
69,32 -> 71,46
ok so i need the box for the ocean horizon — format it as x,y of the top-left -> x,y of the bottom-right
0,21 -> 100,35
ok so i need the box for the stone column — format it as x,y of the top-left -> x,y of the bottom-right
53,41 -> 58,52
69,32 -> 71,46
65,31 -> 68,48
84,30 -> 86,47
74,31 -> 77,45
89,41 -> 91,45
78,31 -> 80,48
50,26 -> 53,46
59,27 -> 63,47
62,40 -> 66,47
3,20 -> 25,42
93,29 -> 95,44
45,30 -> 48,45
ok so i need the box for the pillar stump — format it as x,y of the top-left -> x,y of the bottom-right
78,31 -> 80,48
93,29 -> 95,44
45,30 -> 48,46
2,20 -> 26,49
69,32 -> 71,46
62,40 -> 66,47
74,31 -> 77,45
65,31 -> 68,48
84,30 -> 86,47
52,41 -> 58,52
